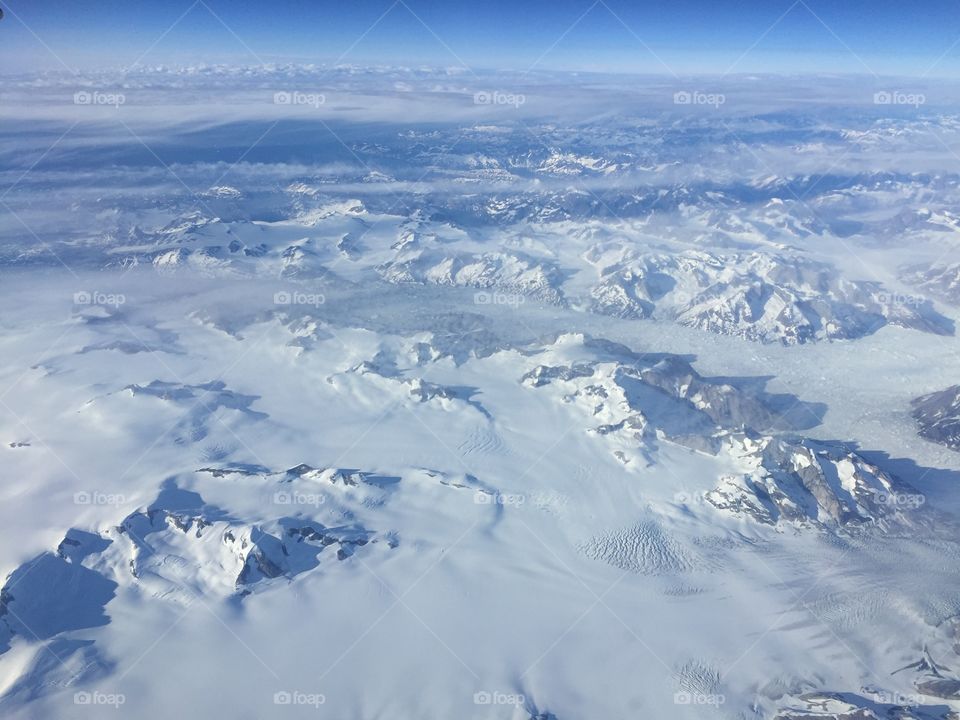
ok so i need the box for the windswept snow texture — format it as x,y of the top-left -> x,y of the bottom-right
1,69 -> 960,719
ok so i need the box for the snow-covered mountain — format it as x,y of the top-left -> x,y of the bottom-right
2,67 -> 960,719
913,385 -> 960,451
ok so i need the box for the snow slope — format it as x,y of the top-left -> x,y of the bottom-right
1,68 -> 960,720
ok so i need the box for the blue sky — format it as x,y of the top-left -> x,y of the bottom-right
3,0 -> 960,76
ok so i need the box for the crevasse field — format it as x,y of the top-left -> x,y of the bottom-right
3,63 -> 960,720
